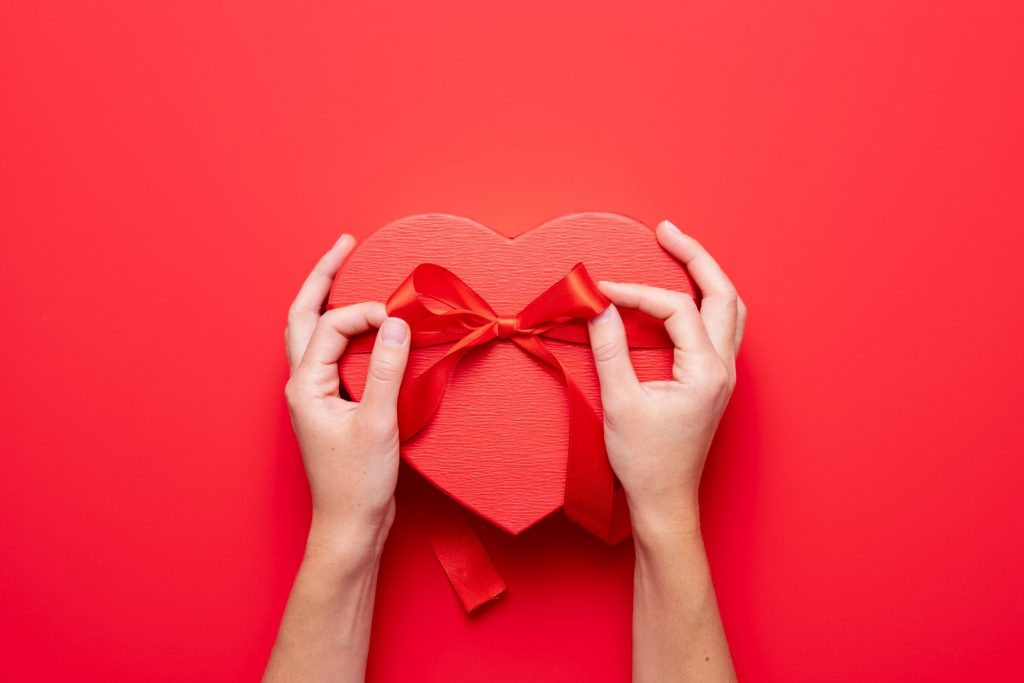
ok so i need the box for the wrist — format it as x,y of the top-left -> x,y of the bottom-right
632,516 -> 706,578
629,497 -> 703,554
305,511 -> 391,573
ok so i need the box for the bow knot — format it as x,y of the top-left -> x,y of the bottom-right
493,315 -> 520,339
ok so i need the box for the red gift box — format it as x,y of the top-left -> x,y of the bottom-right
328,212 -> 694,609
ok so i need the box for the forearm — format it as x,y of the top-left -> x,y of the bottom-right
264,524 -> 384,683
632,513 -> 736,683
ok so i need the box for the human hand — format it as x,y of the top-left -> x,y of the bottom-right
587,220 -> 746,542
284,234 -> 411,560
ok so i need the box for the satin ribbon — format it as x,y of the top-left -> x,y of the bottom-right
343,262 -> 674,609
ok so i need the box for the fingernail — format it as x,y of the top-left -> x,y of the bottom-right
593,304 -> 615,324
660,219 -> 682,237
380,317 -> 408,346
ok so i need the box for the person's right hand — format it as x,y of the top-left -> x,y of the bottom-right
587,219 -> 746,541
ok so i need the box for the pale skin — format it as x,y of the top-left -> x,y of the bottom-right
264,220 -> 746,683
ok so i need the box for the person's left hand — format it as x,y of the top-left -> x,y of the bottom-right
283,234 -> 411,560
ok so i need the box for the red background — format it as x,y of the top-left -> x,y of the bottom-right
2,1 -> 1022,681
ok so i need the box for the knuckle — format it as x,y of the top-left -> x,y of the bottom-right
591,337 -> 625,364
666,290 -> 691,310
283,379 -> 301,406
318,307 -> 343,326
368,355 -> 400,383
696,357 -> 730,392
721,360 -> 737,393
711,362 -> 730,388
286,305 -> 305,325
287,307 -> 318,332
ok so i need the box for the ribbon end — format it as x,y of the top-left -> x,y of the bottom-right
456,572 -> 507,613
399,466 -> 508,613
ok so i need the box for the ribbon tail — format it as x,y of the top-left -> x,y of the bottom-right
396,351 -> 463,440
561,377 -> 632,543
512,335 -> 632,544
399,465 -> 506,611
396,324 -> 497,440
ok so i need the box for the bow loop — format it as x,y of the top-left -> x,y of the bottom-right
516,262 -> 611,331
386,264 -> 501,346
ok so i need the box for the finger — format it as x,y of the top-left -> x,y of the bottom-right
587,303 -> 640,397
655,220 -> 739,363
359,317 -> 411,418
286,234 -> 356,371
735,295 -> 748,353
597,280 -> 715,357
294,302 -> 388,396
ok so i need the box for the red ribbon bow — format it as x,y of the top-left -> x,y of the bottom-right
345,262 -> 674,609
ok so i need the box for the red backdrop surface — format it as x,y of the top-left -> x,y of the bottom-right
2,1 -> 1022,681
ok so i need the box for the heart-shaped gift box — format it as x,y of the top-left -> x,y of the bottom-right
328,212 -> 694,538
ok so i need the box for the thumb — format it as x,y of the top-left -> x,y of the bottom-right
359,317 -> 411,417
588,303 -> 639,397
